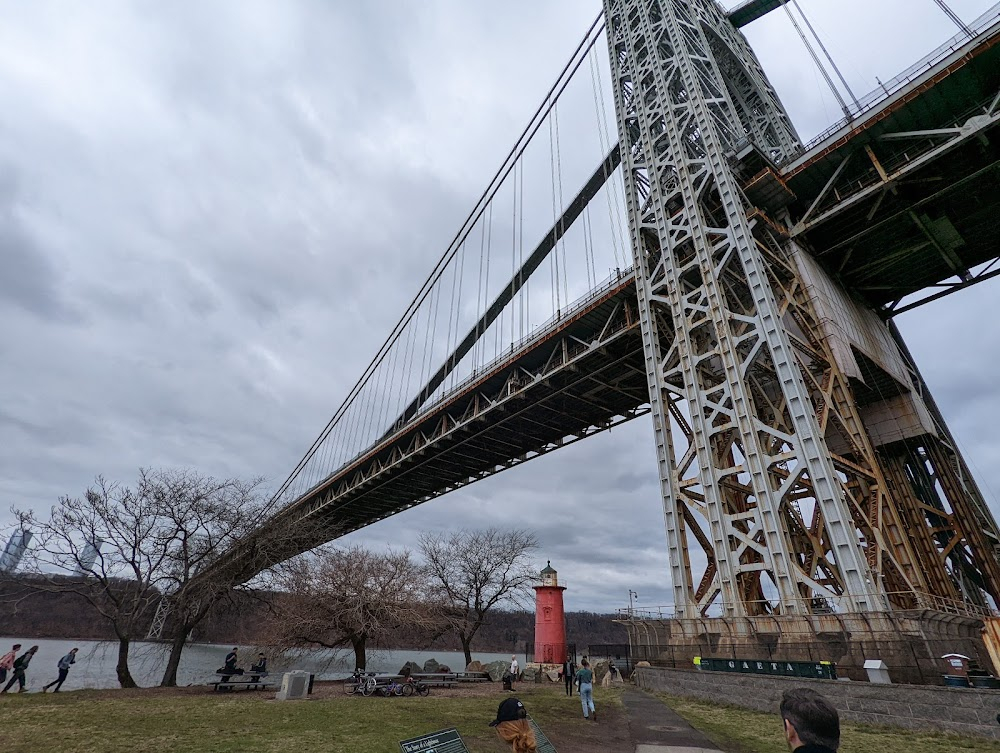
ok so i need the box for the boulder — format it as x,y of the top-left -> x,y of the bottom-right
436,665 -> 451,674
521,665 -> 538,682
592,659 -> 610,683
485,660 -> 508,682
545,669 -> 561,682
398,661 -> 422,677
466,661 -> 485,673
422,658 -> 440,673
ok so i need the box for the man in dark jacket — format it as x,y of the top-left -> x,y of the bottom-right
780,688 -> 840,752
1,645 -> 39,693
561,657 -> 575,696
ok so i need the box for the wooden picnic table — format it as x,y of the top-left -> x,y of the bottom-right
210,672 -> 275,692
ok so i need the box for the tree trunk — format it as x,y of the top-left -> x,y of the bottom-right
116,637 -> 137,688
160,627 -> 190,687
461,634 -> 473,668
351,635 -> 367,671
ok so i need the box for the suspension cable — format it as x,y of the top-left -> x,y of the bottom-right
788,0 -> 860,109
931,0 -> 973,37
780,1 -> 852,119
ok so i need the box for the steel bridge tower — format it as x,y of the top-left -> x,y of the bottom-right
605,0 -> 1000,677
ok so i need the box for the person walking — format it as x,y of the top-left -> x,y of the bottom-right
0,643 -> 21,685
43,648 -> 78,692
1,645 -> 38,693
577,658 -> 595,721
561,656 -> 575,696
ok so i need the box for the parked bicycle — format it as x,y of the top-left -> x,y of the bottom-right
402,676 -> 430,696
345,669 -> 377,696
378,678 -> 406,697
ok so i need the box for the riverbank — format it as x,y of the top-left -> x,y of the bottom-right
0,637 -> 511,689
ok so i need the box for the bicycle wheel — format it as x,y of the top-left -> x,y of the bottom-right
417,683 -> 430,696
393,684 -> 404,696
362,678 -> 377,697
401,683 -> 414,697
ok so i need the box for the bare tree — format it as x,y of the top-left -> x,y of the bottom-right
16,469 -> 266,688
264,544 -> 439,670
419,527 -> 538,667
151,471 -> 268,686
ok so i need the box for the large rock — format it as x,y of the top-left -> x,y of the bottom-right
422,658 -> 440,673
466,661 -> 485,673
485,660 -> 508,681
436,665 -> 451,674
398,661 -> 422,677
545,669 -> 561,683
521,665 -> 538,682
592,659 -> 610,683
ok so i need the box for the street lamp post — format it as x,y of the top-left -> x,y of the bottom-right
628,590 -> 638,616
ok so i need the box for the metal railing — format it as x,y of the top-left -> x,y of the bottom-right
785,2 -> 1000,161
615,590 -> 997,621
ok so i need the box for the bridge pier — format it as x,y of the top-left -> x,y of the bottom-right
617,610 -> 992,684
603,0 -> 1000,645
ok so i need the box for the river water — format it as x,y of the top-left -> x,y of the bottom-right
0,636 -> 513,691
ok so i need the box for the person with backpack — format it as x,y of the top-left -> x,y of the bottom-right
43,648 -> 78,692
1,645 -> 39,693
0,643 -> 21,685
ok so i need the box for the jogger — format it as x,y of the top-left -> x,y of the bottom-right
43,648 -> 78,692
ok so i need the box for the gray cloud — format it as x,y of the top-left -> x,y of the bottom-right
1,0 -> 999,616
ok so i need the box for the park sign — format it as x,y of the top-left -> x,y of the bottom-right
695,656 -> 837,680
399,728 -> 469,753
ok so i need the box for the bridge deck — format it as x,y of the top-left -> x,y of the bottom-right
206,10 -> 1000,580
781,14 -> 1000,308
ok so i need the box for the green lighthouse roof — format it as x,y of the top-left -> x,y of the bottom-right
540,560 -> 556,575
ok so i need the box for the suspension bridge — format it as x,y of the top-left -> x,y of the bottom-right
158,0 -> 1000,676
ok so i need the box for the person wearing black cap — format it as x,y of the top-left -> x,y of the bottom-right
489,697 -> 537,753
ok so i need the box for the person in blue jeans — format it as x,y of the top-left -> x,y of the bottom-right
576,658 -> 596,721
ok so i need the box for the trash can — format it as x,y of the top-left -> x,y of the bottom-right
502,673 -> 512,691
308,673 -> 315,694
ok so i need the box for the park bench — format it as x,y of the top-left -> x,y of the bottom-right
409,672 -> 456,688
211,672 -> 275,692
453,671 -> 490,682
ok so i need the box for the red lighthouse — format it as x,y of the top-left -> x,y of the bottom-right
533,561 -> 567,665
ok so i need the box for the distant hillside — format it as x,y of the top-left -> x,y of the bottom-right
0,576 -> 625,652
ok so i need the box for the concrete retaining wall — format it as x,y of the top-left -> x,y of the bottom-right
637,666 -> 1000,740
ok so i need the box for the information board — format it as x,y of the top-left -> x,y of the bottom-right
695,656 -> 837,679
399,727 -> 469,753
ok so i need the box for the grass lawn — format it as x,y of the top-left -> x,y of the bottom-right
0,683 -> 625,753
660,693 -> 1000,753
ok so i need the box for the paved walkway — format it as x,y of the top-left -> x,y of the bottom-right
623,689 -> 722,753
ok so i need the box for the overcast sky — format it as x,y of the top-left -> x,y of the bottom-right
2,0 -> 999,616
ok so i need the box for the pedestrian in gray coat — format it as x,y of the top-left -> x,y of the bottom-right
43,648 -> 79,692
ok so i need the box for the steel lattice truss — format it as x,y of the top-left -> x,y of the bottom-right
604,0 -> 891,617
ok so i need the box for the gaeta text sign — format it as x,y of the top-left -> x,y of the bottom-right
399,727 -> 469,753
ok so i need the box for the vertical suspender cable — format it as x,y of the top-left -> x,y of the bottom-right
780,0 -> 852,119
931,0 -> 973,37
788,0 -> 860,110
